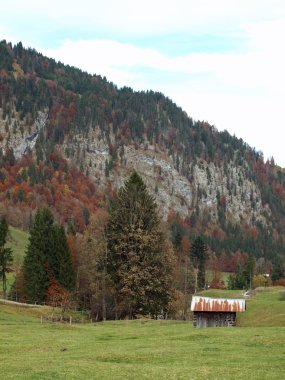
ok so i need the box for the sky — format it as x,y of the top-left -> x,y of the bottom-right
1,0 -> 285,166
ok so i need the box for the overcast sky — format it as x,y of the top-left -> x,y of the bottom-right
1,1 -> 285,166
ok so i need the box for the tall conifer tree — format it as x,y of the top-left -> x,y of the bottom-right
23,207 -> 75,303
53,224 -> 76,290
23,208 -> 52,302
191,236 -> 208,291
106,171 -> 173,318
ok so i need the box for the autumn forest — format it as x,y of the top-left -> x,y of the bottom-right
0,40 -> 285,318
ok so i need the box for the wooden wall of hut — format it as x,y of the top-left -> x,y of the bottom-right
193,312 -> 236,328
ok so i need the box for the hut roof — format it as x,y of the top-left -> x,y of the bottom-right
191,296 -> 246,313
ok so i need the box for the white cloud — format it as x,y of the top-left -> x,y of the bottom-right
3,1 -> 285,36
41,13 -> 285,165
42,15 -> 285,95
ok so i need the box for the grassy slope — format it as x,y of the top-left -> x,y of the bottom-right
238,287 -> 285,327
205,271 -> 230,284
4,226 -> 29,292
198,287 -> 285,327
1,288 -> 285,379
7,226 -> 29,261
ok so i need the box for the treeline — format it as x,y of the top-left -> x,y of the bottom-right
0,148 -> 99,232
168,212 -> 285,287
2,173 -> 285,320
5,173 -> 207,320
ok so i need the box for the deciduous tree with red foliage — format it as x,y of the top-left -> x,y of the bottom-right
46,277 -> 74,318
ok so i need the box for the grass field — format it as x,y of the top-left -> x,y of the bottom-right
205,271 -> 230,285
1,287 -> 285,379
4,226 -> 29,293
7,226 -> 29,261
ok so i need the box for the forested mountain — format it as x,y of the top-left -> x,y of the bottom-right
0,39 -> 285,275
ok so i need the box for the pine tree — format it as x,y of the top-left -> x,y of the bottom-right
106,171 -> 173,318
0,216 -> 13,299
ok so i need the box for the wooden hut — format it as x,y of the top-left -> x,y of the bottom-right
191,296 -> 246,328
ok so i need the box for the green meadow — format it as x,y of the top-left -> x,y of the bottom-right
6,226 -> 29,260
1,287 -> 285,380
5,226 -> 29,292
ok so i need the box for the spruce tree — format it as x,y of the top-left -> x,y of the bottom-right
191,236 -> 208,291
106,171 -> 173,318
23,208 -> 52,302
53,224 -> 76,291
23,207 -> 75,303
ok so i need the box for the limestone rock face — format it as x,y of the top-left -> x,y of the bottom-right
0,107 -> 269,226
0,109 -> 48,158
58,127 -> 269,225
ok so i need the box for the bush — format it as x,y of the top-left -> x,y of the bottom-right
274,278 -> 285,287
252,274 -> 272,289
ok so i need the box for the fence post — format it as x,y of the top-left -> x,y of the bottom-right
70,316 -> 72,325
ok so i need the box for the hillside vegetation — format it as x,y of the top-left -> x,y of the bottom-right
0,41 -> 285,318
0,40 -> 285,271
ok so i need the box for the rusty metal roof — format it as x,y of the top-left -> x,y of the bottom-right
191,296 -> 246,313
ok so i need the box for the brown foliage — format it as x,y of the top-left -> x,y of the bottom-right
46,277 -> 73,315
274,278 -> 285,287
0,151 -> 100,231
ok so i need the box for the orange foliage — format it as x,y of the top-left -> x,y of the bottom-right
46,277 -> 70,308
0,151 -> 100,232
274,278 -> 285,287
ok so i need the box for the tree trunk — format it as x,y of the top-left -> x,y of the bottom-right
194,266 -> 199,293
3,272 -> 7,299
102,272 -> 106,321
103,245 -> 108,321
183,263 -> 188,317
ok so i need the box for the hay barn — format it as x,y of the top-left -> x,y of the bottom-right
191,296 -> 246,328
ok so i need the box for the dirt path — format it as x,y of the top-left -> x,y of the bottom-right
0,298 -> 44,308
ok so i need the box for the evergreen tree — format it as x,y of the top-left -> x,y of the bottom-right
170,217 -> 184,251
228,255 -> 256,290
106,171 -> 173,318
52,224 -> 76,291
23,207 -> 75,303
0,216 -> 13,299
191,236 -> 208,291
23,208 -> 53,302
228,265 -> 247,290
244,254 -> 255,289
271,258 -> 285,282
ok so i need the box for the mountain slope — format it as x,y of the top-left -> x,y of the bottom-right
0,40 -> 285,267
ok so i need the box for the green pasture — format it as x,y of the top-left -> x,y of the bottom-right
205,271 -> 230,284
7,226 -> 29,261
4,226 -> 29,293
1,287 -> 285,379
